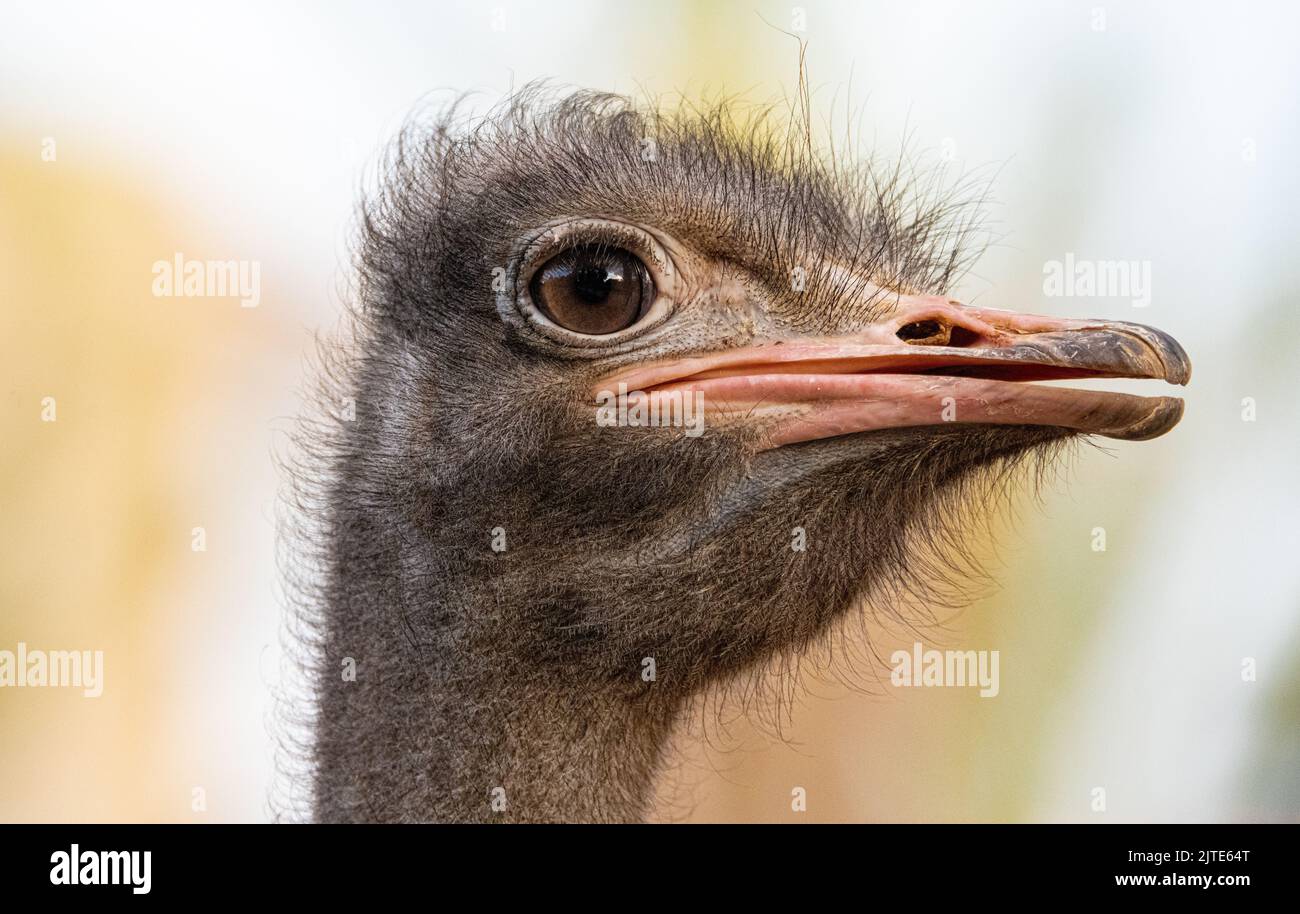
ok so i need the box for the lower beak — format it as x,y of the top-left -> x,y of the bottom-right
596,298 -> 1191,446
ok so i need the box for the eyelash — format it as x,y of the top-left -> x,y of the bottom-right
520,222 -> 666,281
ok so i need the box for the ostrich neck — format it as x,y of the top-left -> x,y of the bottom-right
426,656 -> 681,823
314,583 -> 683,823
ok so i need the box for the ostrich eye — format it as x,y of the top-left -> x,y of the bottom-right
529,244 -> 654,335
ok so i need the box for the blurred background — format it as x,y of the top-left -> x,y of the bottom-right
1,0 -> 1297,822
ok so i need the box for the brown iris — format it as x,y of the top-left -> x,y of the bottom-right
528,244 -> 653,335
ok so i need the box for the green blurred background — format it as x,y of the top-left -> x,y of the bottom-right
1,0 -> 1297,821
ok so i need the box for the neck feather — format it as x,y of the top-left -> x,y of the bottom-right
312,590 -> 681,823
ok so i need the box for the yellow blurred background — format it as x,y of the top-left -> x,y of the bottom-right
2,0 -> 1297,822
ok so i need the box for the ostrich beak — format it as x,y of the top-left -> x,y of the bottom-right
596,296 -> 1191,446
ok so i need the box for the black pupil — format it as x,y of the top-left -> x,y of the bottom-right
572,264 -> 614,304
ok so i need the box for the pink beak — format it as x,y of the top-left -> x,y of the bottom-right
595,295 -> 1191,447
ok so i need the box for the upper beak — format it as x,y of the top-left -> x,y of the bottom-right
595,295 -> 1191,446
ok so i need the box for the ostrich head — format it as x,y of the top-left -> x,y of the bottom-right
304,88 -> 1189,822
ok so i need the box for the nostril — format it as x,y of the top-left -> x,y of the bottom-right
896,320 -> 984,347
896,319 -> 950,345
948,325 -> 981,347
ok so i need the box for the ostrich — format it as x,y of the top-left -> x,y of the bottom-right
293,88 -> 1190,823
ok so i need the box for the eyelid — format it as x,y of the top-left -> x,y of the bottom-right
520,220 -> 672,281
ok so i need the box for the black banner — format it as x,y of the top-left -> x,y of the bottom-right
0,824 -> 1280,897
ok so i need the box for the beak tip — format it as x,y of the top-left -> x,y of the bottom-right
1105,320 -> 1192,385
1133,325 -> 1190,384
1151,327 -> 1193,386
1101,396 -> 1186,441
